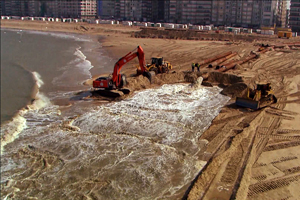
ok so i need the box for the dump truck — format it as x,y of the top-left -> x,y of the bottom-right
235,83 -> 277,110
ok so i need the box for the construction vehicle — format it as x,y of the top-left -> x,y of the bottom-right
235,83 -> 277,110
93,46 -> 151,95
137,57 -> 172,74
278,31 -> 292,39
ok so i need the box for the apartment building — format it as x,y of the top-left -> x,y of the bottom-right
1,0 -> 39,17
141,0 -> 152,21
1,0 -> 96,18
211,0 -> 278,28
289,0 -> 300,32
46,0 -> 96,18
276,0 -> 287,27
164,0 -> 211,24
260,0 -> 277,27
98,1 -> 117,19
80,0 -> 97,18
212,0 -> 255,27
165,0 -> 181,23
182,0 -> 211,24
119,0 -> 142,21
140,0 -> 164,22
286,8 -> 290,27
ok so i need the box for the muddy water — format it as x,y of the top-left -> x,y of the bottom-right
1,83 -> 229,199
1,29 -> 230,199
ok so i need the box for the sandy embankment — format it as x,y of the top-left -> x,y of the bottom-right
2,20 -> 300,200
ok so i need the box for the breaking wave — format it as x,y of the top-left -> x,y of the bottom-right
74,46 -> 94,78
52,46 -> 94,88
0,71 -> 50,153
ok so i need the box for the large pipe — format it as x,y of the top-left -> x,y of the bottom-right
274,44 -> 300,48
198,51 -> 232,67
272,42 -> 300,48
219,47 -> 272,72
209,52 -> 238,68
218,53 -> 257,72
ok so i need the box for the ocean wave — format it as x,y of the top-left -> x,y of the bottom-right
74,46 -> 87,60
0,111 -> 27,153
1,71 -> 50,153
27,29 -> 93,42
52,46 -> 95,87
73,47 -> 94,80
2,28 -> 94,42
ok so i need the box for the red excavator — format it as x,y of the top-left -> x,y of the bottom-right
93,46 -> 152,96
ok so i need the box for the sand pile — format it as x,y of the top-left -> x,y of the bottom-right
205,72 -> 244,85
220,82 -> 248,98
88,70 -> 247,101
134,28 -> 278,42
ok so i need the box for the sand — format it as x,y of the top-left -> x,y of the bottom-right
2,20 -> 300,200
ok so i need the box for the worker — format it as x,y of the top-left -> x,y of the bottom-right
191,63 -> 195,72
195,62 -> 200,72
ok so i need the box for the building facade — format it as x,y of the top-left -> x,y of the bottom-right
1,0 -> 295,30
119,0 -> 142,21
289,0 -> 300,32
211,0 -> 278,28
97,0 -> 116,19
260,0 -> 277,27
1,0 -> 40,17
80,0 -> 97,18
1,0 -> 96,18
276,0 -> 287,27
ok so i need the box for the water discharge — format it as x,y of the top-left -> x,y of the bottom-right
1,84 -> 230,200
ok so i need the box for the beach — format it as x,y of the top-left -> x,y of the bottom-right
1,19 -> 300,200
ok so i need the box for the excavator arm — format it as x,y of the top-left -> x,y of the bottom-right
93,46 -> 150,91
112,46 -> 146,87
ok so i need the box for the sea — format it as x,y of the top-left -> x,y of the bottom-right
0,29 -> 230,199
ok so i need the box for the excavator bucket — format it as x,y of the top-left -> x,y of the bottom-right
235,97 -> 260,110
142,71 -> 155,83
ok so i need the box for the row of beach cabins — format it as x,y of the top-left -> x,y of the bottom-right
1,15 -> 214,30
1,15 -> 297,37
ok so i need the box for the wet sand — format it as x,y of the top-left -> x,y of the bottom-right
2,20 -> 300,200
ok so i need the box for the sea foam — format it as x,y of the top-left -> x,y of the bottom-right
0,71 -> 50,153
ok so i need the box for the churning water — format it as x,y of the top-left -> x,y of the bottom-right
1,29 -> 230,200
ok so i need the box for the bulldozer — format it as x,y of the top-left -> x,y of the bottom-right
235,83 -> 277,110
137,57 -> 172,74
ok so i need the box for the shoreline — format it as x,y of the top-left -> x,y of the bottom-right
2,19 -> 300,200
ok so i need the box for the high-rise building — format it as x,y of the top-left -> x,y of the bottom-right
164,0 -> 211,24
211,0 -> 278,28
183,0 -> 211,25
0,0 -> 5,15
1,0 -> 39,17
0,0 -> 96,18
80,0 -> 97,18
286,8 -> 290,27
165,0 -> 181,23
260,0 -> 277,27
276,0 -> 287,28
119,0 -> 142,21
141,0 -> 152,21
98,0 -> 163,22
289,0 -> 300,32
98,0 -> 116,19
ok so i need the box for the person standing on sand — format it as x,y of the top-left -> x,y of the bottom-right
195,63 -> 200,72
192,63 -> 195,72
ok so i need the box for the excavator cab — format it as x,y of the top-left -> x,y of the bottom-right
145,57 -> 172,74
151,57 -> 164,66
